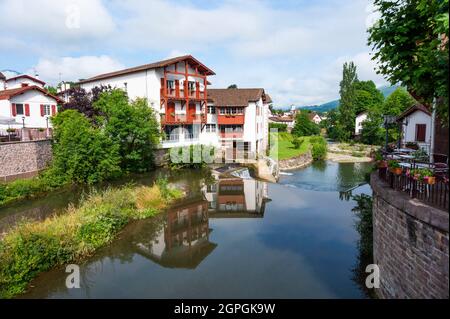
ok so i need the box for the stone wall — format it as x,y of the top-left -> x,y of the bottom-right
278,151 -> 312,170
0,140 -> 53,182
371,172 -> 449,299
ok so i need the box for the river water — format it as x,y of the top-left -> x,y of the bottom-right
2,161 -> 373,298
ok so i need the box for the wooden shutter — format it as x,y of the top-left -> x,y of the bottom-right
51,105 -> 56,116
40,104 -> 45,116
25,104 -> 30,116
415,124 -> 426,142
11,103 -> 17,116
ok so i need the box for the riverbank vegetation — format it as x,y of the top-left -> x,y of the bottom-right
269,132 -> 327,161
0,89 -> 161,207
270,132 -> 311,160
0,179 -> 183,298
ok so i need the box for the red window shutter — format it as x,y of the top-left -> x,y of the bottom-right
25,104 -> 30,116
40,104 -> 45,117
51,105 -> 56,116
11,103 -> 17,116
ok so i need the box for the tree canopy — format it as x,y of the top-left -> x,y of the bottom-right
368,0 -> 449,123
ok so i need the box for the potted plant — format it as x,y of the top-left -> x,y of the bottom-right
375,151 -> 387,168
409,168 -> 435,184
388,160 -> 402,175
405,142 -> 419,150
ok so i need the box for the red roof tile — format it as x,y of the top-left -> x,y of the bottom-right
0,86 -> 63,103
208,88 -> 270,107
6,74 -> 46,86
77,55 -> 215,84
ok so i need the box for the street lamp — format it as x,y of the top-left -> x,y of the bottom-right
22,116 -> 25,128
397,118 -> 409,149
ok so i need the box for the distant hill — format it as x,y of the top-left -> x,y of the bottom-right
297,85 -> 400,113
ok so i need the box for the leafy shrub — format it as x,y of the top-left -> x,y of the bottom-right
269,123 -> 288,132
0,182 -> 183,298
312,143 -> 327,160
309,136 -> 327,160
94,91 -> 160,173
292,137 -> 304,149
51,110 -> 122,184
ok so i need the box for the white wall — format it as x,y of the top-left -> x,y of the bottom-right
6,77 -> 44,89
355,113 -> 368,135
80,69 -> 161,112
402,111 -> 432,149
0,91 -> 58,129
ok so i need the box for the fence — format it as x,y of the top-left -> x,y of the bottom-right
378,165 -> 449,211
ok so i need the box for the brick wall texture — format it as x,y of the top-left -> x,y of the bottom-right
0,140 -> 52,181
371,173 -> 449,299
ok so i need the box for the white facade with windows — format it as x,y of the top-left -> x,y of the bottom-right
355,112 -> 368,135
0,74 -> 60,132
77,56 -> 270,157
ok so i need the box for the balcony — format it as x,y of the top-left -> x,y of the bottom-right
376,150 -> 449,211
160,87 -> 206,100
220,131 -> 244,139
161,113 -> 205,125
160,132 -> 200,149
217,114 -> 245,125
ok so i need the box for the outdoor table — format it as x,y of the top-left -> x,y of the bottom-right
396,148 -> 415,153
399,154 -> 415,160
399,162 -> 412,169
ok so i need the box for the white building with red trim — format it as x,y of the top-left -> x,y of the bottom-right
77,55 -> 271,158
0,73 -> 61,131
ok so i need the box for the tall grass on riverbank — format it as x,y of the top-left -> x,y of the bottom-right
0,180 -> 183,298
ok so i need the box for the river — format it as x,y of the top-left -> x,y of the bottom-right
1,161 -> 374,298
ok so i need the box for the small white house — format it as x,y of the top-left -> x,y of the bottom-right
397,104 -> 432,151
0,74 -> 62,133
355,111 -> 368,135
308,112 -> 322,125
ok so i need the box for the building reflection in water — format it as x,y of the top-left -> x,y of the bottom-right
135,173 -> 269,269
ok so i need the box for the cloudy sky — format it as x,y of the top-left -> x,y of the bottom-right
0,0 -> 387,107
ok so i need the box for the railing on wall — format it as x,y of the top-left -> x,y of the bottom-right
0,128 -> 53,143
378,163 -> 449,211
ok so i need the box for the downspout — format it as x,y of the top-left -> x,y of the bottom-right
430,97 -> 436,163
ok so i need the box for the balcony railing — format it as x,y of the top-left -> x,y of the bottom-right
220,131 -> 244,139
378,152 -> 449,211
161,113 -> 205,125
217,114 -> 245,125
160,87 -> 206,100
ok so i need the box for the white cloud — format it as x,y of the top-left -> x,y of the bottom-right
31,56 -> 125,85
0,0 -> 115,42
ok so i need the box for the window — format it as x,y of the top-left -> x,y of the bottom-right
166,80 -> 175,89
188,81 -> 195,91
219,108 -> 226,115
15,104 -> 24,115
208,106 -> 216,114
43,104 -> 51,116
205,124 -> 216,132
415,124 -> 426,142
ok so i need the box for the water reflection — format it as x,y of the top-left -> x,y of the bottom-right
20,162 -> 375,299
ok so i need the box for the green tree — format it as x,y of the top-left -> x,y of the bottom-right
51,110 -> 121,184
338,62 -> 358,140
94,90 -> 161,173
381,87 -> 416,116
292,110 -> 320,136
227,84 -> 238,89
353,80 -> 385,115
368,0 -> 449,124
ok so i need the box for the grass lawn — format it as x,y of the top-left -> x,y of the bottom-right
270,132 -> 311,160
